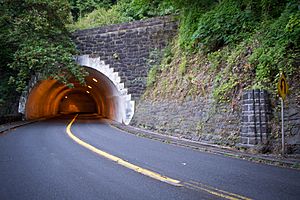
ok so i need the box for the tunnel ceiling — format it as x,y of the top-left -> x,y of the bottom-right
25,67 -> 124,122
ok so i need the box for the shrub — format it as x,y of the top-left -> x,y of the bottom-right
178,54 -> 187,75
147,66 -> 158,87
68,5 -> 131,31
117,0 -> 175,20
249,1 -> 300,90
192,0 -> 257,52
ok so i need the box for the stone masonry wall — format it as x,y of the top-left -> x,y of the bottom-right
132,89 -> 300,153
131,96 -> 241,146
278,92 -> 300,154
72,16 -> 178,100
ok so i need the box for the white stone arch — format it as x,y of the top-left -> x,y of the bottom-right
75,55 -> 134,125
18,55 -> 134,125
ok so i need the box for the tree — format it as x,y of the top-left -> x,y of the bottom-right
69,0 -> 117,21
0,0 -> 22,113
2,0 -> 87,93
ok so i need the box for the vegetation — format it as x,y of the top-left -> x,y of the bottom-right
0,0 -> 88,115
0,0 -> 299,115
71,0 -> 299,152
70,0 -> 299,102
69,0 -> 175,30
68,3 -> 131,31
140,0 -> 299,102
69,0 -> 116,21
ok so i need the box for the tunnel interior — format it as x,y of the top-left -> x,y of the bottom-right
59,91 -> 98,114
25,67 -> 126,123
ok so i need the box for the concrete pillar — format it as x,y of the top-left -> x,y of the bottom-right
240,89 -> 271,147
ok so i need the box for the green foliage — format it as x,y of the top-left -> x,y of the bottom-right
68,4 -> 130,30
183,0 -> 299,98
144,0 -> 299,102
207,50 -> 223,71
178,54 -> 187,75
9,39 -> 87,91
1,0 -> 293,106
174,1 -> 217,50
192,0 -> 257,52
160,45 -> 173,67
0,2 -> 19,113
213,72 -> 239,102
174,0 -> 292,53
69,0 -> 116,21
146,49 -> 163,87
177,7 -> 203,50
1,0 -> 87,93
207,44 -> 248,102
147,66 -> 158,87
118,0 -> 175,20
69,0 -> 177,30
249,1 -> 300,90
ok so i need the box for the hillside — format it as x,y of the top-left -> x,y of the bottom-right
0,0 -> 299,153
129,0 -> 300,153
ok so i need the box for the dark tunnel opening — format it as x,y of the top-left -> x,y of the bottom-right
59,91 -> 98,114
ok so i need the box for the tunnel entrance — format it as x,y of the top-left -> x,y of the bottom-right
19,56 -> 134,124
59,91 -> 97,114
24,67 -> 121,121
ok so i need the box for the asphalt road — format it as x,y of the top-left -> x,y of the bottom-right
0,115 -> 300,200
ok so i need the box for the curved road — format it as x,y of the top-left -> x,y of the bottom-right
0,115 -> 299,200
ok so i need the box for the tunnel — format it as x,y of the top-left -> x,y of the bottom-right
58,90 -> 98,114
23,62 -> 134,125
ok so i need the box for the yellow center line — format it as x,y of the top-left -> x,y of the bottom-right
66,114 -> 252,200
184,182 -> 237,200
66,114 -> 182,186
188,180 -> 252,200
184,182 -> 252,200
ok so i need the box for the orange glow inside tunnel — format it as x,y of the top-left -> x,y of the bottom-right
25,67 -> 125,122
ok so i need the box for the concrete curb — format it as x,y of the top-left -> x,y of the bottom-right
110,122 -> 300,170
0,115 -> 62,134
0,120 -> 40,134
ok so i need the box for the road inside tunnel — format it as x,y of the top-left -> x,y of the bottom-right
59,91 -> 98,114
24,66 -> 127,123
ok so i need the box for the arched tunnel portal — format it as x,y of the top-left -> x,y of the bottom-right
21,56 -> 134,125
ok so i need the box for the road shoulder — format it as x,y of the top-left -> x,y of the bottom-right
0,120 -> 37,134
110,121 -> 300,170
